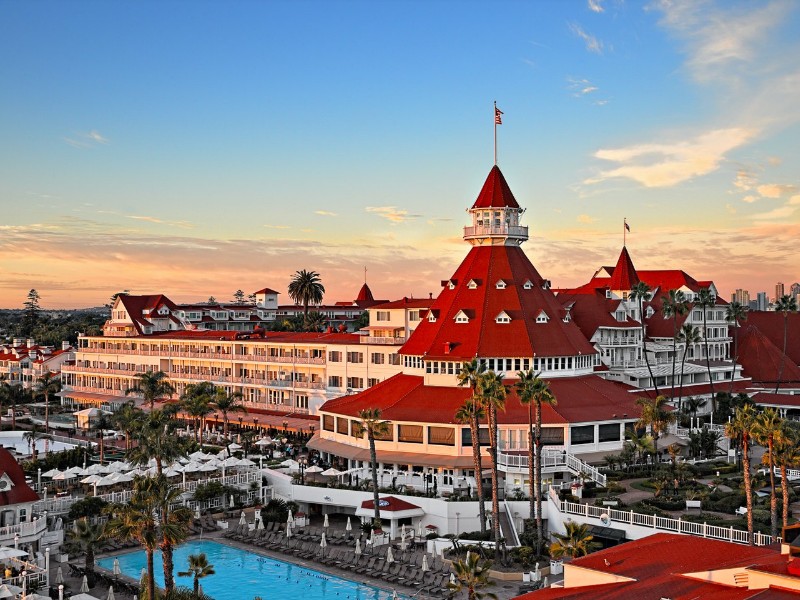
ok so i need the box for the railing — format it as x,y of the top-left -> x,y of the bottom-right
360,336 -> 406,345
496,449 -> 607,486
463,225 -> 528,238
553,492 -> 778,547
597,339 -> 640,346
0,517 -> 47,540
502,498 -> 522,547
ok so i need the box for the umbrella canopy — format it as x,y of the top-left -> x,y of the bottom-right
305,465 -> 323,473
0,547 -> 28,560
238,458 -> 256,467
163,467 -> 182,477
71,595 -> 102,600
255,438 -> 273,446
52,471 -> 71,481
323,514 -> 329,528
417,521 -> 423,537
345,517 -> 352,532
386,547 -> 394,564
80,474 -> 103,485
107,586 -> 116,600
279,458 -> 297,467
0,585 -> 15,599
239,511 -> 247,525
198,463 -> 218,472
400,535 -> 407,552
65,466 -> 87,477
42,468 -> 62,478
112,558 -> 121,575
354,539 -> 362,556
421,555 -> 429,572
450,573 -> 456,585
286,525 -> 293,539
56,566 -> 64,584
80,575 -> 89,593
182,462 -> 201,473
257,518 -> 265,530
287,510 -> 294,525
222,456 -> 241,467
85,463 -> 110,475
228,442 -> 242,450
320,467 -> 343,477
320,532 -> 327,548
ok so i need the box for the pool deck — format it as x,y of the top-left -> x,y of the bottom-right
62,515 -> 525,600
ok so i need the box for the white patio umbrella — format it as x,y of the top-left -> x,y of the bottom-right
450,573 -> 456,585
321,467 -> 343,477
71,595 -> 101,600
80,575 -> 89,593
386,546 -> 394,564
279,458 -> 296,467
399,534 -> 407,552
417,521 -> 423,537
228,442 -> 242,450
305,465 -> 323,474
257,518 -> 265,530
0,547 -> 28,560
80,474 -> 103,485
400,524 -> 406,539
346,517 -> 352,533
222,456 -> 240,467
56,565 -> 64,584
323,513 -> 329,528
66,466 -> 87,477
107,586 -> 116,600
112,557 -> 121,576
255,438 -> 273,446
354,539 -> 362,556
287,510 -> 294,525
163,467 -> 182,477
52,471 -> 71,481
238,457 -> 256,467
421,555 -> 429,572
0,585 -> 15,599
182,462 -> 201,473
42,468 -> 62,478
239,511 -> 247,526
198,462 -> 218,472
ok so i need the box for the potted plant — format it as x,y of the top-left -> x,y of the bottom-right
685,491 -> 702,509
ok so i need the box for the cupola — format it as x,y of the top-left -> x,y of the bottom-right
463,166 -> 528,246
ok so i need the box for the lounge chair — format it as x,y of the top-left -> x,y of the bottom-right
354,557 -> 376,574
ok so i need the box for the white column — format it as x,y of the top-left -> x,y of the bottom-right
45,547 -> 50,587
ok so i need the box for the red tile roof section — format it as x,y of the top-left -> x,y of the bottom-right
470,165 -> 520,209
734,324 -> 800,386
360,496 -> 420,512
356,283 -> 375,303
370,297 -> 434,310
745,312 -> 800,367
400,245 -> 596,360
607,247 -> 640,290
0,448 -> 40,505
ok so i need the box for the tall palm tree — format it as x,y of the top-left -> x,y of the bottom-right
288,269 -> 325,329
635,395 -> 676,456
456,359 -> 488,535
753,407 -> 783,538
149,475 -> 194,594
93,413 -> 114,465
180,382 -> 215,445
630,281 -> 658,395
113,401 -> 144,451
549,521 -> 601,559
676,324 -> 702,409
356,408 -> 390,527
69,517 -> 105,586
105,476 -> 161,599
178,553 -> 216,599
34,370 -> 61,434
125,370 -> 176,410
447,551 -> 498,600
773,422 -> 800,529
774,295 -> 798,393
481,371 -> 508,546
128,408 -> 190,475
695,287 -> 717,408
23,425 -> 44,461
725,301 -> 748,393
212,388 -> 247,437
455,397 -> 487,534
725,404 -> 757,544
0,379 -> 28,429
661,290 -> 689,400
683,396 -> 706,426
515,369 -> 556,557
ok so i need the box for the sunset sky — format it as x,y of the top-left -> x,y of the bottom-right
1,0 -> 799,309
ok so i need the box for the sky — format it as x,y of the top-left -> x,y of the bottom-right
1,0 -> 799,309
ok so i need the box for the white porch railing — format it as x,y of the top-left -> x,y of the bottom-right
497,449 -> 607,486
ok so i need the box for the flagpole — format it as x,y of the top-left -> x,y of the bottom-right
494,101 -> 497,166
623,218 -> 627,247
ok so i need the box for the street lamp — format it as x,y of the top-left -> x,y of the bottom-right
299,455 -> 308,486
282,420 -> 288,433
309,424 -> 316,436
254,417 -> 259,432
238,416 -> 243,431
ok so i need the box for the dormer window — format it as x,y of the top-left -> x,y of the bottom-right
646,306 -> 655,318
454,310 -> 470,324
523,280 -> 533,290
427,310 -> 438,323
448,280 -> 457,290
542,280 -> 551,290
495,311 -> 511,324
535,310 -> 549,324
605,289 -> 612,299
495,280 -> 507,290
467,279 -> 479,290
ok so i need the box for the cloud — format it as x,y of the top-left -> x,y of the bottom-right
125,215 -> 194,229
588,0 -> 604,13
725,203 -> 737,214
314,210 -> 338,217
756,183 -> 798,198
63,130 -> 109,149
264,224 -> 290,230
752,205 -> 799,220
577,214 -> 596,223
733,168 -> 758,192
87,130 -> 108,144
568,78 -> 599,96
365,206 -> 421,223
568,23 -> 604,54
742,195 -> 758,203
585,127 -> 756,188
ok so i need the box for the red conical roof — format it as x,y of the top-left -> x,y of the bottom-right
608,246 -> 640,291
471,165 -> 520,210
356,283 -> 375,303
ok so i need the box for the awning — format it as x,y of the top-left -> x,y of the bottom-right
355,496 -> 424,521
307,435 -> 481,468
58,390 -> 124,404
588,525 -> 626,542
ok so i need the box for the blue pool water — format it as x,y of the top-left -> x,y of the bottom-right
98,539 -> 406,600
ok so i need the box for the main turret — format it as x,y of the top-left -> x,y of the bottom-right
463,165 -> 528,246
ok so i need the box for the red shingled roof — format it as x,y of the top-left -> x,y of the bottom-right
558,291 -> 639,340
734,324 -> 800,386
356,283 -> 374,303
370,297 -> 434,310
400,245 -> 596,360
254,288 -> 279,295
470,165 -> 520,209
0,448 -> 40,506
745,312 -> 800,367
361,496 -> 420,512
607,247 -> 640,291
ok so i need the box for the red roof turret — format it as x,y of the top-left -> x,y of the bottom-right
471,165 -> 520,209
356,283 -> 375,303
608,246 -> 640,291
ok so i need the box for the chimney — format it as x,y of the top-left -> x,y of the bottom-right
443,342 -> 451,355
429,292 -> 433,299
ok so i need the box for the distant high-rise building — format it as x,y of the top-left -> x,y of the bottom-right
775,282 -> 785,302
732,288 -> 750,305
791,282 -> 800,299
756,291 -> 768,311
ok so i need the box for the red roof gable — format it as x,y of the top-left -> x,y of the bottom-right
356,283 -> 375,303
254,288 -> 279,295
400,245 -> 596,360
607,247 -> 640,291
0,448 -> 40,506
734,324 -> 800,386
360,496 -> 420,512
470,165 -> 520,209
745,312 -> 800,367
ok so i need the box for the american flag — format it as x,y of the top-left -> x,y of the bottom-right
495,107 -> 503,125
625,221 -> 631,232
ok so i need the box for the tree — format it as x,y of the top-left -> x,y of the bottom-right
0,378 -> 29,430
772,422 -> 800,529
695,287 -> 717,409
661,290 -> 689,400
753,407 -> 782,538
105,476 -> 161,600
127,408 -> 190,475
125,370 -> 176,410
725,404 -> 757,544
69,517 -> 105,586
456,359 -> 488,535
288,269 -> 325,328
676,324 -> 702,409
180,382 -> 215,445
447,551 -> 497,600
481,370 -> 508,546
93,412 -> 114,465
683,396 -> 706,425
104,291 -> 129,310
725,301 -> 748,393
23,425 -> 44,462
630,282 -> 658,396
22,288 -> 42,335
356,408 -> 390,527
206,296 -> 216,305
549,521 -> 601,559
232,289 -> 246,304
113,401 -> 144,451
303,311 -> 328,333
635,395 -> 676,456
151,475 -> 194,594
212,388 -> 247,437
34,370 -> 61,435
515,370 -> 556,557
774,295 -> 798,393
178,553 -> 215,599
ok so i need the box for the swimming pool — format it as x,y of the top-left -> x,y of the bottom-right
98,539 -> 407,600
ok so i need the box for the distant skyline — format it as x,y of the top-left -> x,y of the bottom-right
1,1 -> 799,309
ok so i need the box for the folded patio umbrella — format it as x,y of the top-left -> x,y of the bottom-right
80,575 -> 89,593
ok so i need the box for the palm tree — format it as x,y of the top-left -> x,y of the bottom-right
725,301 -> 748,393
630,281 -> 658,395
125,370 -> 176,410
178,553 -> 215,599
625,428 -> 655,465
356,408 -> 390,527
635,395 -> 676,456
683,396 -> 706,426
725,404 -> 757,544
753,407 -> 783,538
128,408 -> 190,475
455,397 -> 486,533
774,295 -> 798,393
105,476 -> 160,599
549,521 -> 601,559
288,269 -> 325,329
150,475 -> 194,594
481,370 -> 508,546
212,388 -> 247,437
457,359 -> 488,535
113,401 -> 144,451
23,425 -> 45,461
34,370 -> 61,434
515,369 -> 556,557
93,413 -> 114,465
303,311 -> 329,333
676,323 -> 702,409
773,422 -> 800,529
69,517 -> 105,586
695,287 -> 717,408
661,290 -> 689,400
447,551 -> 497,600
180,382 -> 215,445
0,379 -> 28,429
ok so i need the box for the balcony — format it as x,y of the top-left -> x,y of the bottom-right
463,224 -> 528,239
360,336 -> 406,345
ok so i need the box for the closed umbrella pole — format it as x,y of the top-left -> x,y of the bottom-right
323,513 -> 329,529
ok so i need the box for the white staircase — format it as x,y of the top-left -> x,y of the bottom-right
496,448 -> 607,487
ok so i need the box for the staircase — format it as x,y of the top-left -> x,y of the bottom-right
496,449 -> 607,487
